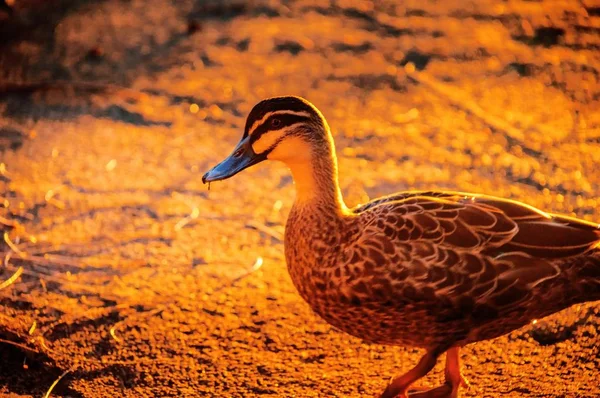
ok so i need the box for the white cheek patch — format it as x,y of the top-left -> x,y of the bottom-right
267,135 -> 312,162
251,129 -> 288,154
251,123 -> 308,154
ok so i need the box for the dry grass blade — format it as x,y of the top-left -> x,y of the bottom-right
0,338 -> 40,355
174,206 -> 200,230
3,232 -> 26,258
230,257 -> 264,285
0,252 -> 83,269
245,221 -> 284,242
44,367 -> 73,398
0,265 -> 23,290
0,215 -> 18,228
108,307 -> 164,343
45,189 -> 66,209
3,250 -> 11,267
41,303 -> 131,339
28,321 -> 37,335
109,325 -> 121,342
22,254 -> 83,268
2,263 -> 115,297
173,192 -> 202,230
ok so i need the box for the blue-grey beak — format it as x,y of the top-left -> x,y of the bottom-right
202,136 -> 266,183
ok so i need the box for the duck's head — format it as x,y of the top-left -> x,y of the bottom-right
202,96 -> 331,184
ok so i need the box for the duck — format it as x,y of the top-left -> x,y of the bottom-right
202,96 -> 600,398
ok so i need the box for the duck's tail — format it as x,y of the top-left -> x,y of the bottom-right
566,246 -> 600,303
542,213 -> 600,303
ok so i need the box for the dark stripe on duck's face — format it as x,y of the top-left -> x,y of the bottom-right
243,96 -> 317,137
249,113 -> 312,142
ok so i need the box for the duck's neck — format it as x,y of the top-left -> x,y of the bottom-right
286,140 -> 346,213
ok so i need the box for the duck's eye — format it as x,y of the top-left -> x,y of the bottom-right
271,118 -> 281,128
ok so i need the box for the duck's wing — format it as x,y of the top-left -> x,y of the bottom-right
354,191 -> 600,258
349,192 -> 599,325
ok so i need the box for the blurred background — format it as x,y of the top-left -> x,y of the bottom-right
1,0 -> 599,397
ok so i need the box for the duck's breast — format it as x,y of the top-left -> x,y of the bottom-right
284,208 -> 447,347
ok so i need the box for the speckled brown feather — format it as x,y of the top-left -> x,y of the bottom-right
285,190 -> 600,349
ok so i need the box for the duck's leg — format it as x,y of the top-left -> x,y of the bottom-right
443,347 -> 469,397
406,347 -> 469,398
379,349 -> 441,398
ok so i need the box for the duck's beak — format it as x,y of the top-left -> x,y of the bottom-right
202,136 -> 265,184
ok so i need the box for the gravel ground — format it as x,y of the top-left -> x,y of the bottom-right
0,0 -> 599,397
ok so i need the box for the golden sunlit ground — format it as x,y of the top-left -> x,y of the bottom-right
1,0 -> 599,397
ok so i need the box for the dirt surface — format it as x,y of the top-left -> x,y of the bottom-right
1,0 -> 599,397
